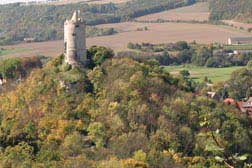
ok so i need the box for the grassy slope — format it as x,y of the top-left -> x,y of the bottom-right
164,65 -> 244,82
0,48 -> 30,57
170,2 -> 209,13
136,2 -> 209,21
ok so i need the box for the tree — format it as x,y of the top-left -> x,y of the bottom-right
192,47 -> 212,66
175,41 -> 189,51
179,69 -> 190,78
87,122 -> 106,148
62,132 -> 84,157
247,60 -> 252,68
1,142 -> 34,168
87,46 -> 114,66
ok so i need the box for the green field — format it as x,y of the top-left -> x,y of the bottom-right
223,44 -> 252,50
164,65 -> 244,82
0,48 -> 30,57
171,2 -> 209,13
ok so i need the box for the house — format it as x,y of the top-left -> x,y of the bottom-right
207,92 -> 218,100
224,97 -> 252,116
236,98 -> 252,115
228,37 -> 252,45
224,98 -> 236,105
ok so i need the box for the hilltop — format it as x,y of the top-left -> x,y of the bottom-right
0,46 -> 251,167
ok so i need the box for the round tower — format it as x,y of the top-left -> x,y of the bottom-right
64,11 -> 86,67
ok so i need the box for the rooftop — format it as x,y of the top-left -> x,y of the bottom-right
229,37 -> 252,41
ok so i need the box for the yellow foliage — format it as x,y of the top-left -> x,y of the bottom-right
122,158 -> 149,168
163,149 -> 182,163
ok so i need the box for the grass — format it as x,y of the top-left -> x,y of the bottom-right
171,2 -> 209,13
163,64 -> 244,83
136,2 -> 209,22
0,48 -> 30,57
223,44 -> 252,50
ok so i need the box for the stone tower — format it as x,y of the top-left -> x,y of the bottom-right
64,11 -> 86,67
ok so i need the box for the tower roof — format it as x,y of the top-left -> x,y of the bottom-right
71,11 -> 78,22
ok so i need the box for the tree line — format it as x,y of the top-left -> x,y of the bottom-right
0,0 -> 196,45
209,0 -> 252,22
126,41 -> 252,68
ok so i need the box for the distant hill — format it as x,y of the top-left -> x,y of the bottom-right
0,0 -> 196,45
209,0 -> 252,23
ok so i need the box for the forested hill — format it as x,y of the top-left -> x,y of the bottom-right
209,0 -> 252,22
0,0 -> 196,45
0,46 -> 251,167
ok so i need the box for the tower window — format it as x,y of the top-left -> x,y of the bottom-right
75,52 -> 78,59
64,42 -> 67,53
75,25 -> 80,28
72,33 -> 76,36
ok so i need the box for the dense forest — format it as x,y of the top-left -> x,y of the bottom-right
0,0 -> 196,45
209,0 -> 252,22
0,46 -> 252,167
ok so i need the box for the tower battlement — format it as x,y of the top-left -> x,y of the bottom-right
64,11 -> 86,67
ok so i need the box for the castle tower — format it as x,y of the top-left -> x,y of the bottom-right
64,11 -> 86,67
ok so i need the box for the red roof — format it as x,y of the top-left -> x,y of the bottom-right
224,98 -> 236,105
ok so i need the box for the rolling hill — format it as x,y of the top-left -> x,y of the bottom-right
209,0 -> 252,23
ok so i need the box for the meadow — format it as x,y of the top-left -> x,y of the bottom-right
0,48 -> 30,58
224,44 -> 252,50
136,2 -> 210,22
164,65 -> 244,83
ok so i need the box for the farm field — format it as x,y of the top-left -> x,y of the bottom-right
222,20 -> 252,31
136,2 -> 210,21
1,21 -> 251,58
0,48 -> 30,58
94,21 -> 250,48
33,0 -> 132,5
164,65 -> 244,83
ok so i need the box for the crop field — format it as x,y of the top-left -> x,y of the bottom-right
1,21 -> 251,58
164,65 -> 244,83
222,20 -> 252,31
96,21 -> 250,49
136,2 -> 210,22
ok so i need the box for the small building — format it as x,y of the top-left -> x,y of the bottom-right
228,37 -> 252,45
24,38 -> 35,43
237,97 -> 252,115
